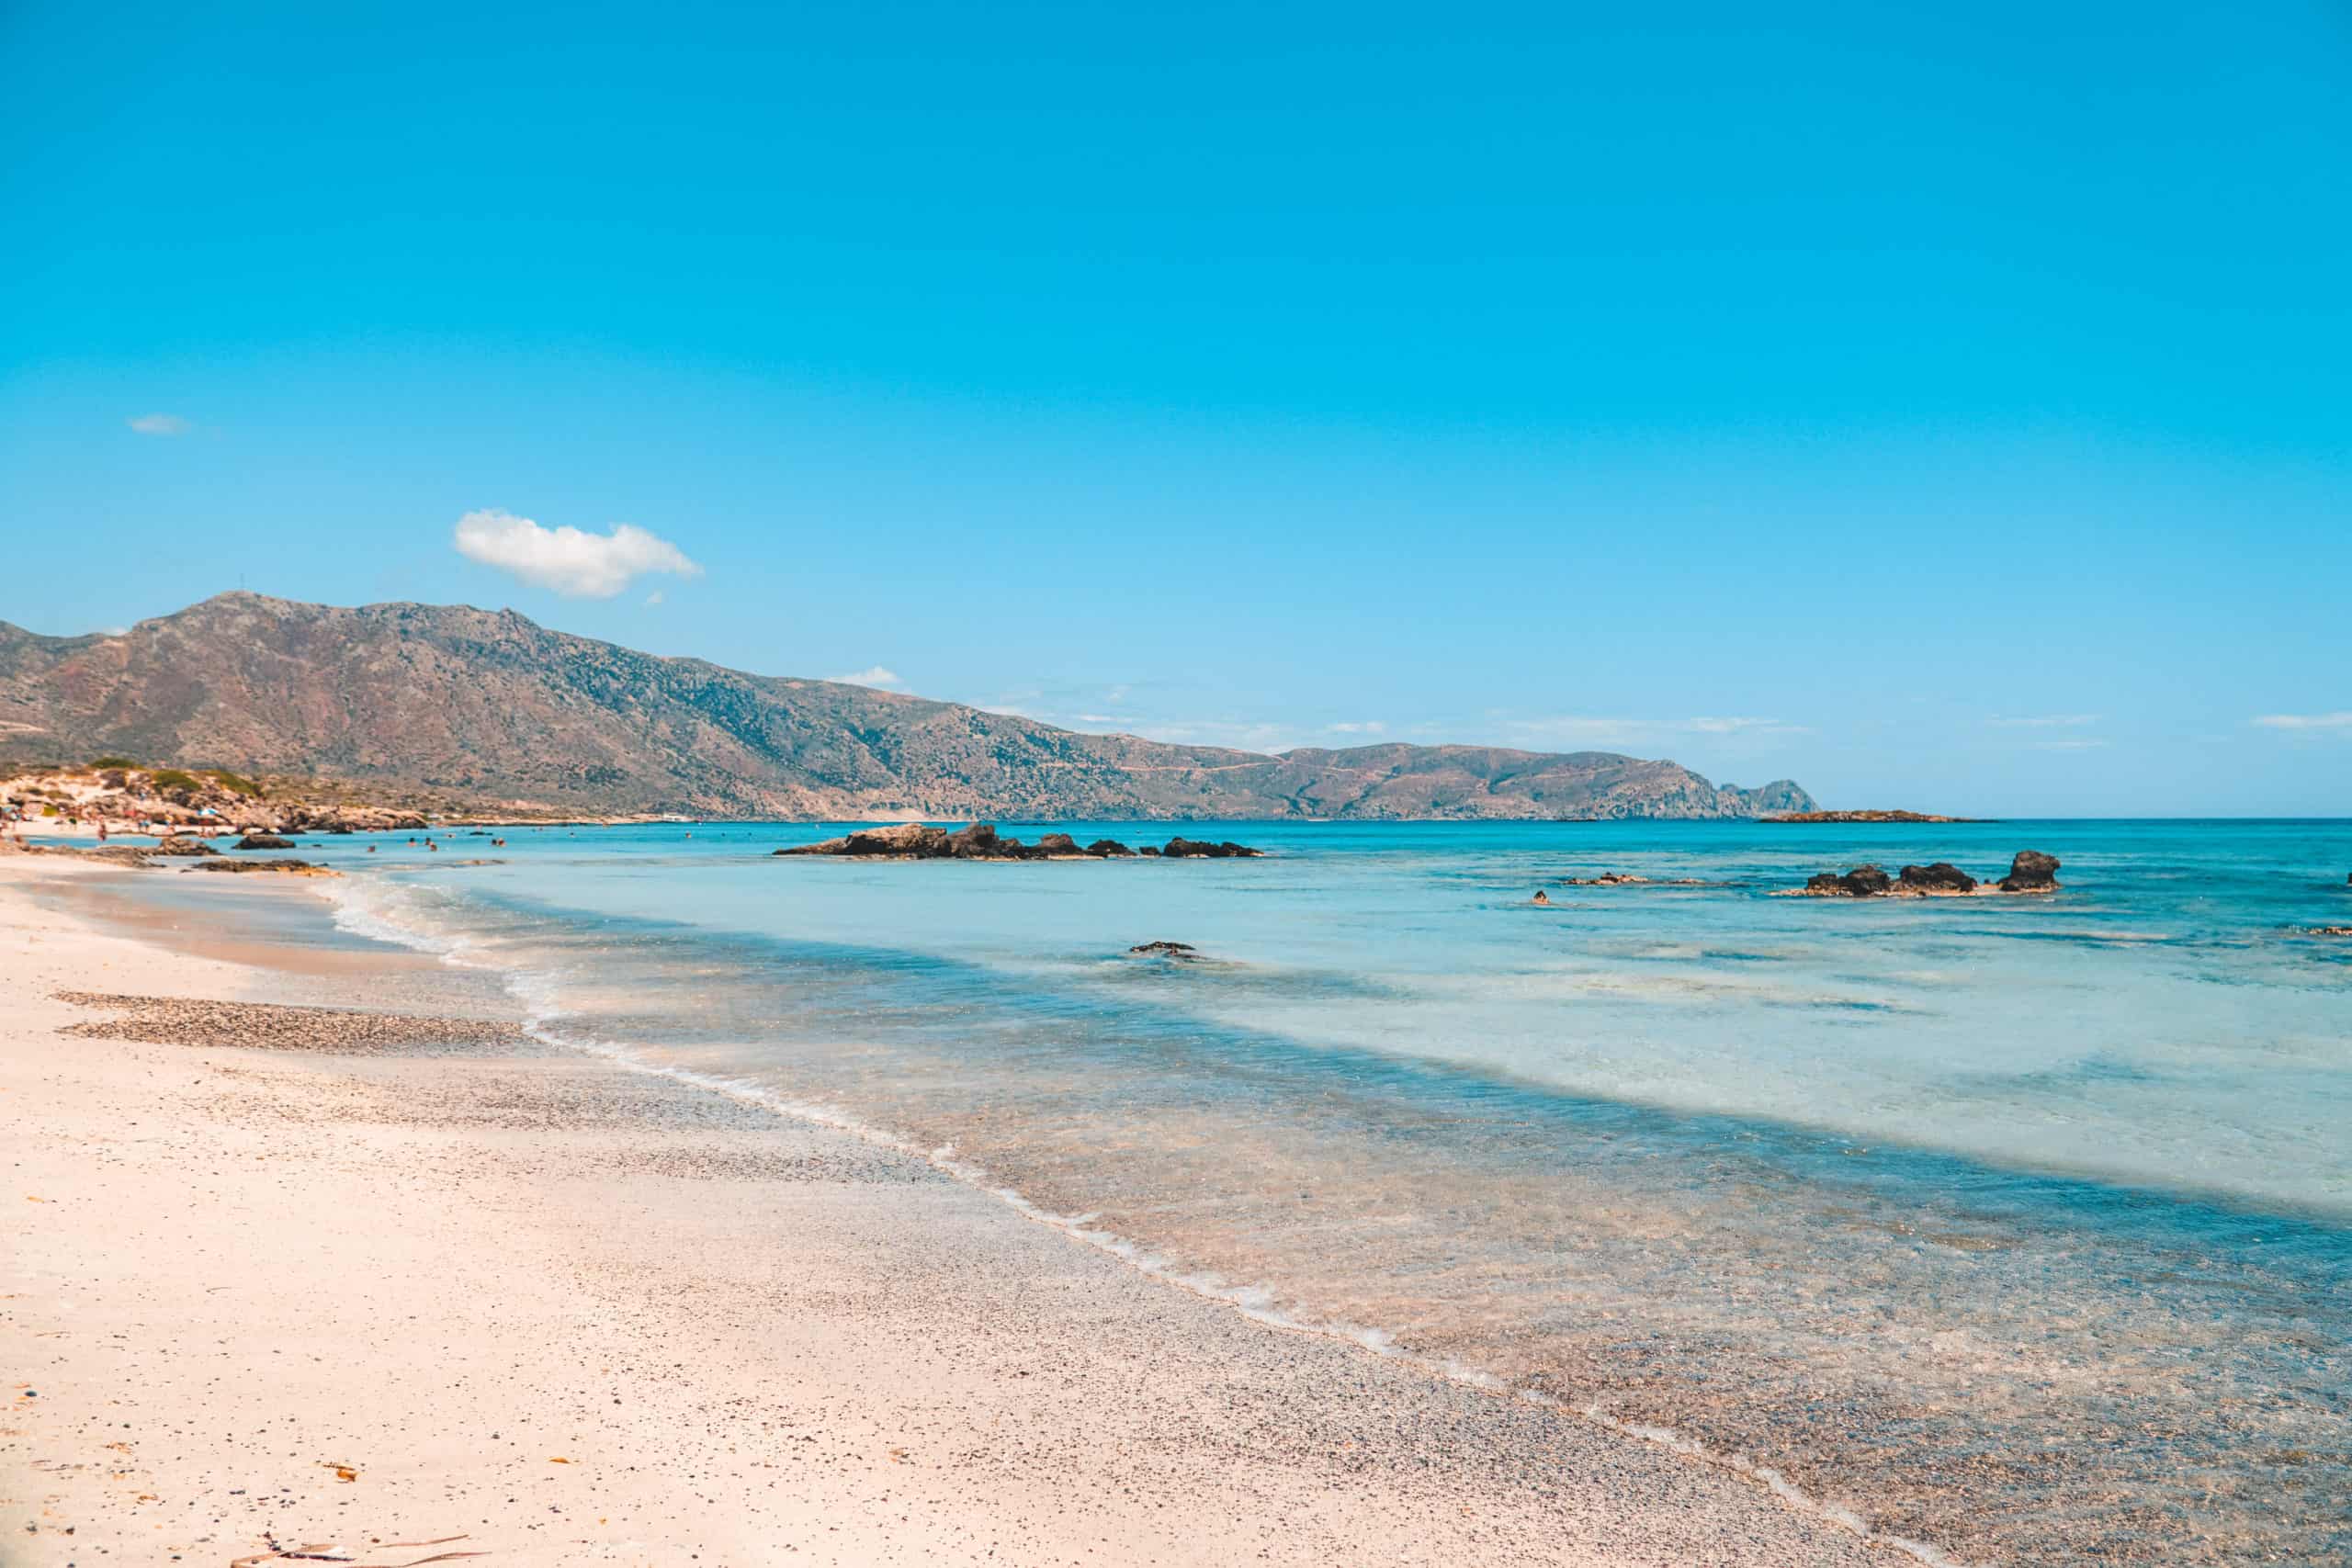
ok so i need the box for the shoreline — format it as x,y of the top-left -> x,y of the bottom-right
3,854 -> 1897,1566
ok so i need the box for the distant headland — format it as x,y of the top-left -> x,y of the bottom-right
0,592 -> 1815,824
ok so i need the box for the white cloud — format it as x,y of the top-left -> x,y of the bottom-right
828,666 -> 905,689
452,508 -> 701,599
127,413 -> 191,436
98,626 -> 129,637
1989,714 -> 2099,728
1327,721 -> 1387,735
644,590 -> 665,606
2253,712 -> 2352,730
2030,739 -> 2109,752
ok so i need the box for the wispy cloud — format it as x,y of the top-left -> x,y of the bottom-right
127,412 -> 191,436
452,508 -> 701,599
1326,720 -> 1387,735
2029,738 -> 2109,752
1989,714 -> 2099,728
828,666 -> 906,689
2253,712 -> 2352,730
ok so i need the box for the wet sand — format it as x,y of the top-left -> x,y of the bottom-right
1,856 -> 1890,1566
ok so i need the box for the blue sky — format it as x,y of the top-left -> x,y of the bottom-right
4,2 -> 2347,815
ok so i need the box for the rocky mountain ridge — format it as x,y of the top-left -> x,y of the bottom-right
0,593 -> 1815,821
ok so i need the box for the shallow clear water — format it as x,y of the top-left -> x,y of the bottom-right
175,819 -> 2352,1562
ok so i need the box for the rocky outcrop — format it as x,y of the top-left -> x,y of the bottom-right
234,833 -> 296,850
1804,865 -> 1893,897
278,806 -> 429,834
1127,941 -> 1201,959
1999,851 -> 2061,892
1768,810 -> 1982,824
152,837 -> 220,856
1791,852 -> 2058,897
777,825 -> 1262,861
1160,838 -> 1262,858
0,592 -> 1815,821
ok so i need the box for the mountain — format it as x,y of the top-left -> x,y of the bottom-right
0,593 -> 1814,821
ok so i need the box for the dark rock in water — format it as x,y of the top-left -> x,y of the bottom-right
2000,850 -> 2061,891
1804,865 -> 1891,897
844,823 -> 948,857
947,823 -> 1001,858
1127,941 -> 1200,958
1897,862 -> 1977,893
153,837 -> 220,856
1563,872 -> 1650,886
1136,844 -> 1161,856
234,833 -> 295,851
777,823 -> 946,857
1162,837 -> 1263,858
781,822 -> 1175,862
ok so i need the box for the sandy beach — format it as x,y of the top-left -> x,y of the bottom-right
1,854 -> 1894,1567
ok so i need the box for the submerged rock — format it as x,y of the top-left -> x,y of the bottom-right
1999,851 -> 2061,892
1897,862 -> 1977,893
1127,941 -> 1201,959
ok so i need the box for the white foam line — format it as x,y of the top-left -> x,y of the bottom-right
318,874 -> 1973,1568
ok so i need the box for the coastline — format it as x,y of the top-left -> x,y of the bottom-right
1,855 -> 1891,1567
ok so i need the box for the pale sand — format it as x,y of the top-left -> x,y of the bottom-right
1,857 -> 1889,1567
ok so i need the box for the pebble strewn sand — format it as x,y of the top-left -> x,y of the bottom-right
2,857 -> 1888,1566
52,992 -> 531,1054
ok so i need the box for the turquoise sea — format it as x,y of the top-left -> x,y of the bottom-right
115,819 -> 2352,1563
